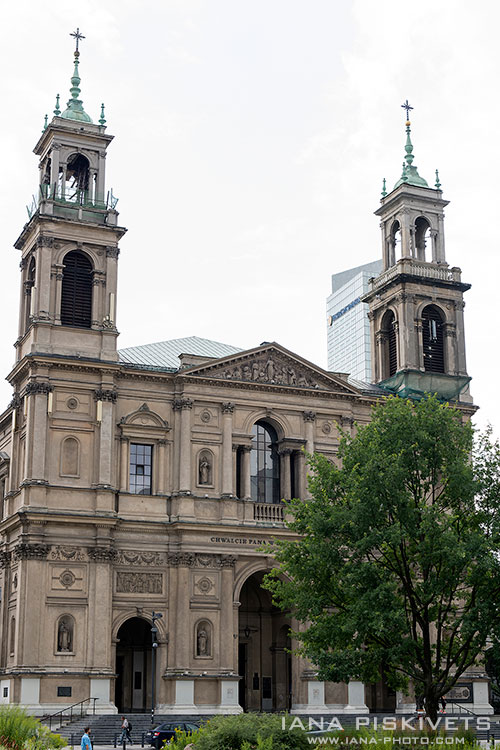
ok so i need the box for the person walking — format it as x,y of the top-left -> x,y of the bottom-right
81,727 -> 92,750
119,716 -> 131,745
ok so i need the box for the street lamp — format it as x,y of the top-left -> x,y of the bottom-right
151,611 -> 163,728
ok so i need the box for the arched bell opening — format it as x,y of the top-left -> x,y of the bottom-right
115,617 -> 152,713
24,257 -> 36,332
60,153 -> 94,204
415,216 -> 431,262
389,220 -> 401,265
238,571 -> 291,712
422,305 -> 445,373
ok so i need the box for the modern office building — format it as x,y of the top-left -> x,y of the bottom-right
326,260 -> 382,382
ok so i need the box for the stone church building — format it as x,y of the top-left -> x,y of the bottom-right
0,41 -> 489,716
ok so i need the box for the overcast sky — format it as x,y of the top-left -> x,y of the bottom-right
0,0 -> 499,434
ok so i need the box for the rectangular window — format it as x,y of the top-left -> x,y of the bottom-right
57,686 -> 72,697
129,444 -> 153,495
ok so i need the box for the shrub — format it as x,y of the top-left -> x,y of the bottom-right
168,713 -> 310,750
0,706 -> 65,750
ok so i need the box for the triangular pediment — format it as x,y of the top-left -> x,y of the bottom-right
178,342 -> 360,395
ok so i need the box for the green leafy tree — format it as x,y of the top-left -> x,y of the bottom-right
265,396 -> 500,722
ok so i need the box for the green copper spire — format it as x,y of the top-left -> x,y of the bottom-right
393,102 -> 429,190
60,28 -> 93,124
53,94 -> 61,116
99,103 -> 106,126
381,178 -> 387,198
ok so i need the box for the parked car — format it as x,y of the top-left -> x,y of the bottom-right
145,721 -> 200,747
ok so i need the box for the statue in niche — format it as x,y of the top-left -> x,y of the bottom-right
197,625 -> 210,656
58,618 -> 73,652
199,454 -> 212,485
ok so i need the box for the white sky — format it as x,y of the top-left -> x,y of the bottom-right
0,0 -> 499,434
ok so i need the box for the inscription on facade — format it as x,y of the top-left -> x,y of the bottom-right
116,571 -> 163,594
209,537 -> 275,547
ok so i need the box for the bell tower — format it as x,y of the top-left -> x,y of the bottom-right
363,103 -> 471,402
14,29 -> 126,363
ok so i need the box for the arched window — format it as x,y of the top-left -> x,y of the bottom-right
415,217 -> 431,261
381,310 -> 398,378
250,421 -> 280,504
422,305 -> 445,373
61,250 -> 93,328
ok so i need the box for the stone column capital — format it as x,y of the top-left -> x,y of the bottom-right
302,411 -> 316,423
221,402 -> 235,414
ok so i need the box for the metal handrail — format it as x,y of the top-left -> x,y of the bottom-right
41,696 -> 98,731
445,701 -> 477,716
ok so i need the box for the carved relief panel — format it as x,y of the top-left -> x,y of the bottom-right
49,564 -> 87,596
114,570 -> 164,596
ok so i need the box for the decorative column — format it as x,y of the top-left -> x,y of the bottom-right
221,403 -> 234,497
436,213 -> 446,263
302,411 -> 315,499
430,229 -> 438,263
94,388 -> 116,490
400,209 -> 411,258
454,300 -> 468,376
174,398 -> 193,494
25,382 -> 52,482
49,143 -> 60,195
157,439 -> 167,494
52,264 -> 65,323
296,450 -> 306,500
232,445 -> 239,498
241,446 -> 252,500
96,151 -> 106,205
219,556 -> 237,671
87,545 -> 117,712
119,438 -> 129,492
279,448 -> 292,501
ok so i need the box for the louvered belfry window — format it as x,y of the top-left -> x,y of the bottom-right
422,305 -> 445,373
387,313 -> 397,377
61,250 -> 93,328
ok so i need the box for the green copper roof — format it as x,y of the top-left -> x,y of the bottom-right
60,50 -> 93,123
393,121 -> 428,189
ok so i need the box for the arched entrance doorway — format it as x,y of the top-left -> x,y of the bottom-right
115,618 -> 152,713
238,571 -> 291,712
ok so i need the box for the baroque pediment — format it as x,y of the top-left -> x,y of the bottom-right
179,343 -> 359,394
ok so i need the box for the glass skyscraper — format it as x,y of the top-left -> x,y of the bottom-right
326,259 -> 382,383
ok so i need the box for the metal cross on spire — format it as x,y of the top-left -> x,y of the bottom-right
70,28 -> 85,53
401,99 -> 413,121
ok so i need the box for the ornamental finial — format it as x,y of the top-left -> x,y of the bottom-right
60,28 -> 93,123
99,103 -> 106,126
401,99 -> 413,124
381,178 -> 387,198
53,94 -> 61,116
435,169 -> 441,190
70,28 -> 86,54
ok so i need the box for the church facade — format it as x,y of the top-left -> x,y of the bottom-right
0,42 -> 489,716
